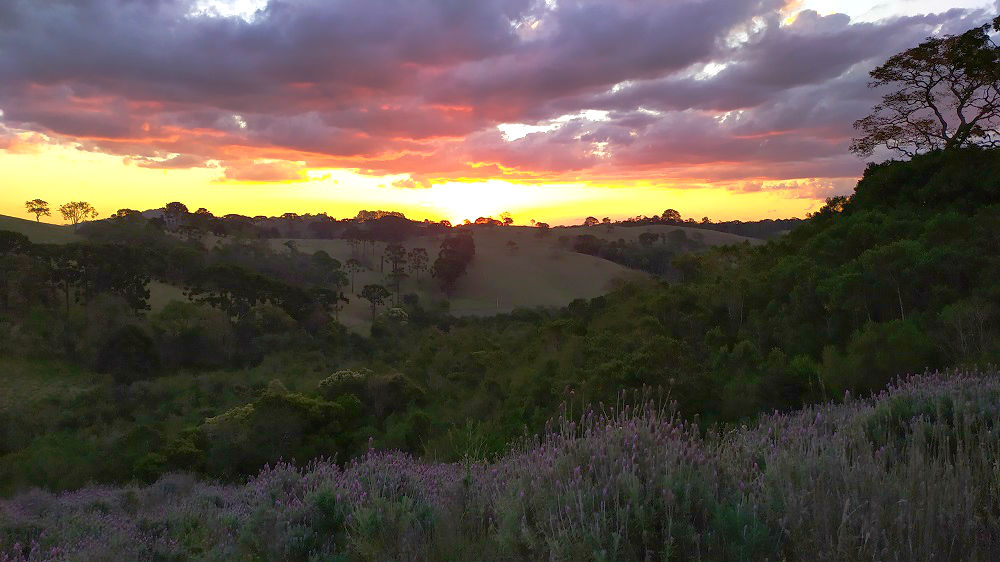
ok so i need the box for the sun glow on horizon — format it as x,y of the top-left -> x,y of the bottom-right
0,142 -> 843,228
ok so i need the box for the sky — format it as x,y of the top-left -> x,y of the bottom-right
0,0 -> 997,225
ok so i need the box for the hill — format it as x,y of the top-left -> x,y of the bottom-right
0,214 -> 80,244
557,222 -> 759,246
280,224 -> 752,329
283,227 -> 645,328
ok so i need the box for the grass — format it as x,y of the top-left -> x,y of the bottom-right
147,281 -> 188,313
285,229 -> 646,330
0,216 -> 749,329
281,223 -> 754,330
3,369 -> 997,561
0,358 -> 100,412
0,215 -> 81,244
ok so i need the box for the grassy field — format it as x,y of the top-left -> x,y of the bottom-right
0,214 -> 81,244
0,358 -> 101,412
283,225 -> 757,329
148,281 -> 188,312
282,227 -> 644,329
1,213 -> 756,329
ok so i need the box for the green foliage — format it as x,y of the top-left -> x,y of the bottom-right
199,387 -> 360,478
318,369 -> 371,400
431,234 -> 475,293
1,148 -> 999,498
95,324 -> 160,385
151,300 -> 235,368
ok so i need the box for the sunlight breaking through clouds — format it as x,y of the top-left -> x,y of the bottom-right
188,0 -> 268,22
499,110 -> 611,142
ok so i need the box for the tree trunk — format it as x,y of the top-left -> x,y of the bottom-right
895,282 -> 905,321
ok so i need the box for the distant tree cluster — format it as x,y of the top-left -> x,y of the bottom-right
572,229 -> 705,276
597,209 -> 800,239
24,199 -> 100,229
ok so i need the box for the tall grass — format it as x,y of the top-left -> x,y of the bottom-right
3,370 -> 999,561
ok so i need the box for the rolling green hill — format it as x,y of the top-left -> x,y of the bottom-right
278,224 -> 751,329
0,214 -> 81,244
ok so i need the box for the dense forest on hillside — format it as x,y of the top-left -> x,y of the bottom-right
1,148 -> 998,496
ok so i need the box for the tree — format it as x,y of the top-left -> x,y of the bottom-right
111,208 -> 142,223
475,216 -> 502,226
432,234 -> 475,294
638,232 -> 659,247
360,283 -> 391,323
164,202 -> 189,222
345,258 -> 363,293
0,231 -> 30,256
583,216 -> 599,227
499,211 -> 514,226
535,222 -> 551,237
407,247 -> 428,278
859,240 -> 923,321
187,208 -> 213,232
383,244 -> 408,302
311,251 -> 347,291
384,244 -> 407,273
59,201 -> 99,229
25,199 -> 50,222
661,209 -> 682,223
387,270 -> 408,304
851,17 -> 1000,156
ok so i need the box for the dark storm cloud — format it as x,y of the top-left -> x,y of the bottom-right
0,0 -> 995,190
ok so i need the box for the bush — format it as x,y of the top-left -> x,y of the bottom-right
6,371 -> 998,561
95,324 -> 160,385
318,369 -> 371,401
151,300 -> 235,368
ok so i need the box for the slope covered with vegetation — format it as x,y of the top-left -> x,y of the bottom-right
0,215 -> 80,245
1,148 -> 998,494
2,370 -> 998,561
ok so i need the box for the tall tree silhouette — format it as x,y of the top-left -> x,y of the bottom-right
24,199 -> 50,222
852,17 -> 1000,156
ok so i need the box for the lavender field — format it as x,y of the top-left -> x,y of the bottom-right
2,370 -> 998,561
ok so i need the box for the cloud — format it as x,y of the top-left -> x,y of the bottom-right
0,0 -> 995,197
128,154 -> 212,170
219,160 -> 306,182
391,177 -> 432,189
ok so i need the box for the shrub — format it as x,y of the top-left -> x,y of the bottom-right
318,369 -> 371,401
3,370 -> 999,561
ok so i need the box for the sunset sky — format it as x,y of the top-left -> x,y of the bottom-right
1,0 -> 997,225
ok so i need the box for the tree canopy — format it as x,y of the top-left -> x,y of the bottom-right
24,199 -> 50,222
851,17 -> 1000,156
59,201 -> 99,228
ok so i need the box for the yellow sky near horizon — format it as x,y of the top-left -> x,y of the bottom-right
0,142 -> 840,227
